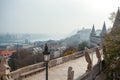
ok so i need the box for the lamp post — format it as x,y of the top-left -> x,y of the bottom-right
43,44 -> 50,80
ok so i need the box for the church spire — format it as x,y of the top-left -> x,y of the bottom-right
90,24 -> 96,36
100,22 -> 107,37
112,7 -> 120,31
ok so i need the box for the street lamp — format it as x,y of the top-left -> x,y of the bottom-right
43,44 -> 50,80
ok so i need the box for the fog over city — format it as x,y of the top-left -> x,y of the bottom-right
0,0 -> 120,36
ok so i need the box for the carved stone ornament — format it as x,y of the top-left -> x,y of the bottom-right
0,56 -> 13,80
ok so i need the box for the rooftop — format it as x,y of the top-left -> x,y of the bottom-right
0,50 -> 16,56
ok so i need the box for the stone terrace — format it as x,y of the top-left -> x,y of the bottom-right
22,51 -> 100,80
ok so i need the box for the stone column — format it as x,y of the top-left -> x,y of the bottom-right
95,47 -> 102,71
84,47 -> 92,72
67,66 -> 74,80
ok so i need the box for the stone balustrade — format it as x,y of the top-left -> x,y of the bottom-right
10,62 -> 45,80
75,61 -> 105,80
10,47 -> 98,80
74,47 -> 105,80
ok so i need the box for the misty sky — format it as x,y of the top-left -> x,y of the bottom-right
0,0 -> 120,34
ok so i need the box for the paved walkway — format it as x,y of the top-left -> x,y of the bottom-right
23,51 -> 102,80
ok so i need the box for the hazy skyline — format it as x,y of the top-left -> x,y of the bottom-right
0,0 -> 120,35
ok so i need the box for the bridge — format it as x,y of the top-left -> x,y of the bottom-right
10,47 -> 103,80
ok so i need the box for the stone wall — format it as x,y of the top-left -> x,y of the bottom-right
76,61 -> 106,80
50,51 -> 84,67
10,51 -> 84,80
10,62 -> 45,80
10,47 -> 97,80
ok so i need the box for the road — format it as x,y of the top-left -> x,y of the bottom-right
23,51 -> 102,80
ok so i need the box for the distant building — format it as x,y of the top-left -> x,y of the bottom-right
25,39 -> 30,44
0,45 -> 7,50
0,45 -> 14,50
54,51 -> 61,58
0,50 -> 16,56
33,47 -> 43,54
89,22 -> 107,47
22,44 -> 34,49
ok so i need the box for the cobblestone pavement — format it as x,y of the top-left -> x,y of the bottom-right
23,51 -> 101,80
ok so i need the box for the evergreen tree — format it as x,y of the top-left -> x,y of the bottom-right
103,26 -> 120,80
78,41 -> 88,51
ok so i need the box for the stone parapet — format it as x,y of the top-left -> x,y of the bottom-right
10,62 -> 45,80
76,61 -> 105,80
10,47 -> 98,80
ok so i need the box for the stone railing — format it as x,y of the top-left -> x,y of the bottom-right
10,62 -> 45,80
75,62 -> 102,80
10,51 -> 84,80
75,60 -> 106,80
49,51 -> 83,68
10,47 -> 98,80
68,47 -> 106,80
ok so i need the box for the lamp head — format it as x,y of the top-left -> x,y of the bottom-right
43,44 -> 50,61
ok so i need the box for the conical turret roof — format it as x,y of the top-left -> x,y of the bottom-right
90,25 -> 96,36
112,7 -> 120,31
100,22 -> 107,36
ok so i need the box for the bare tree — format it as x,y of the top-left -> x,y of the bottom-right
109,12 -> 116,23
